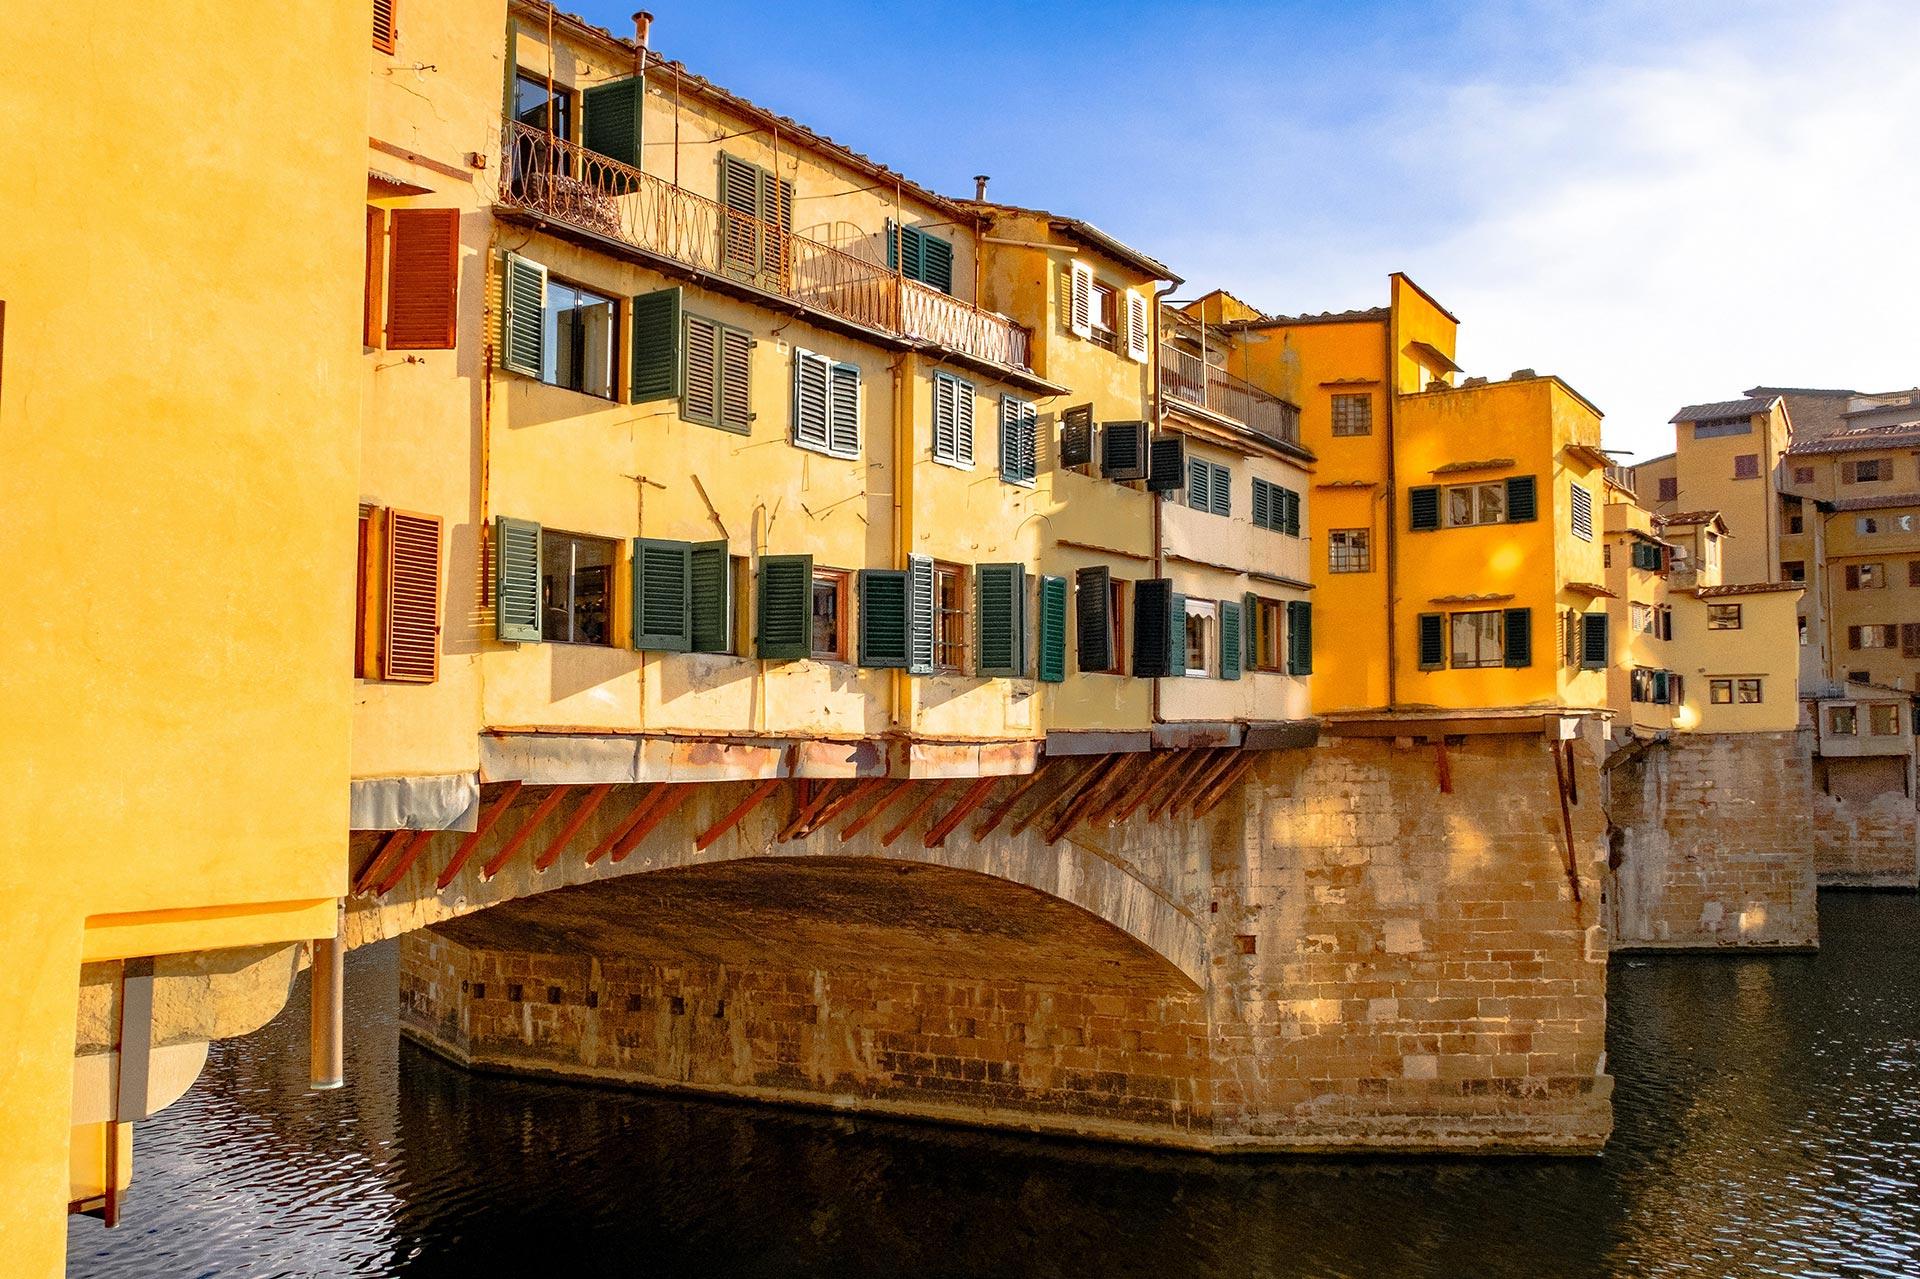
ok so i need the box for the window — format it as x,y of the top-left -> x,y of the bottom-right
718,154 -> 792,279
932,372 -> 976,467
1630,668 -> 1674,705
541,530 -> 616,645
1793,465 -> 1815,484
1732,454 -> 1760,480
1252,478 -> 1301,534
1088,281 -> 1119,352
888,221 -> 954,294
1829,705 -> 1858,735
1331,393 -> 1372,436
373,0 -> 397,52
373,208 -> 460,351
934,563 -> 967,671
1782,560 -> 1805,582
1694,416 -> 1752,439
1859,517 -> 1881,535
1657,605 -> 1673,639
1842,458 -> 1891,483
1738,678 -> 1763,703
1849,670 -> 1869,684
1248,597 -> 1285,671
1188,458 -> 1231,516
531,277 -> 617,398
1702,533 -> 1719,569
1707,604 -> 1742,630
1445,481 -> 1506,527
1850,624 -> 1898,650
810,568 -> 848,661
1785,497 -> 1804,534
1450,610 -> 1505,669
1603,545 -> 1612,569
1870,704 -> 1902,736
1657,477 -> 1678,503
999,395 -> 1037,485
510,73 -> 573,189
791,350 -> 860,459
1910,560 -> 1920,587
681,313 -> 753,432
1631,602 -> 1655,634
1329,529 -> 1371,573
1846,563 -> 1886,590
1108,580 -> 1127,674
1799,615 -> 1809,647
1183,599 -> 1216,677
1710,679 -> 1733,704
1570,483 -> 1593,541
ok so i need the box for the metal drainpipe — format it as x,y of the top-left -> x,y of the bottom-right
1149,279 -> 1178,727
891,352 -> 914,733
308,901 -> 344,1090
1382,316 -> 1400,710
631,12 -> 652,173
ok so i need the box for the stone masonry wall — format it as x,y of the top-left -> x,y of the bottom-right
1605,731 -> 1819,950
1811,755 -> 1918,888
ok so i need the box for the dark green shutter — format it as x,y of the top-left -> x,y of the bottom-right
1287,600 -> 1313,675
581,77 -> 644,169
1251,477 -> 1271,528
1282,488 -> 1301,536
858,569 -> 909,668
1038,575 -> 1068,683
1506,475 -> 1538,522
1134,579 -> 1174,678
907,554 -> 936,675
494,516 -> 542,642
755,554 -> 812,660
922,232 -> 954,294
683,314 -> 720,425
629,286 -> 682,404
1409,485 -> 1440,531
1148,435 -> 1186,493
500,254 -> 545,378
1503,607 -> 1532,668
1220,600 -> 1242,680
1060,405 -> 1094,469
718,326 -> 752,433
976,563 -> 1027,677
690,539 -> 731,652
1101,421 -> 1148,481
1243,591 -> 1261,671
719,154 -> 759,275
632,538 -> 692,652
1581,612 -> 1609,669
1417,612 -> 1445,669
1653,670 -> 1670,703
1075,565 -> 1112,673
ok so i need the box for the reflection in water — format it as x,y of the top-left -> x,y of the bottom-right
70,894 -> 1920,1278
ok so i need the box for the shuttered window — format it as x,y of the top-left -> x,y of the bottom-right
932,372 -> 975,467
1100,420 -> 1149,481
719,154 -> 792,278
631,538 -> 693,652
1409,485 -> 1441,531
1219,599 -> 1243,681
976,563 -> 1028,677
1075,565 -> 1113,673
684,313 -> 753,434
858,569 -> 910,668
1413,477 -> 1537,528
1252,478 -> 1300,533
1570,483 -> 1594,542
792,350 -> 831,453
581,77 -> 644,169
1125,292 -> 1150,362
499,253 -> 546,378
1147,435 -> 1186,493
363,207 -> 386,347
1580,612 -> 1609,669
494,515 -> 543,643
1503,607 -> 1532,668
1506,474 -> 1538,522
629,286 -> 682,404
907,553 -> 936,675
755,554 -> 813,660
384,209 -> 459,350
1286,600 -> 1313,675
689,540 -> 733,653
887,221 -> 955,295
1037,575 -> 1068,682
1417,612 -> 1446,670
1067,261 -> 1093,337
1059,404 -> 1094,470
999,395 -> 1038,486
1133,580 -> 1176,679
1191,459 -> 1232,516
363,508 -> 441,683
373,0 -> 397,52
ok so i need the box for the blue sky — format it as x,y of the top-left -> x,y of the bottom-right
576,0 -> 1919,459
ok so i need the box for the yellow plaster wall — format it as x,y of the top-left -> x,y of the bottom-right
1673,591 -> 1804,732
1604,492 -> 1677,733
1670,404 -> 1787,584
0,2 -> 366,1269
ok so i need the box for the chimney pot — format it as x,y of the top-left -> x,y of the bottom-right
973,174 -> 990,201
633,11 -> 654,50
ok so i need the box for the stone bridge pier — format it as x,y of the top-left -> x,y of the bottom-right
361,728 -> 1613,1153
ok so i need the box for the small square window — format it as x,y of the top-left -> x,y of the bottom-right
1732,454 -> 1759,480
1449,610 -> 1504,669
1657,477 -> 1678,503
1707,604 -> 1742,630
1328,528 -> 1371,572
1444,481 -> 1506,528
810,568 -> 848,661
1782,560 -> 1805,582
1829,705 -> 1858,735
1330,393 -> 1372,437
1737,678 -> 1763,704
1793,465 -> 1815,484
1870,704 -> 1901,736
1709,678 -> 1733,705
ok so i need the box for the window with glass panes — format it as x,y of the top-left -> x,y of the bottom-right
934,563 -> 967,671
1444,481 -> 1506,527
1328,528 -> 1371,572
1184,599 -> 1215,676
1330,393 -> 1372,436
541,278 -> 618,398
1450,610 -> 1504,668
810,568 -> 848,660
540,530 -> 616,645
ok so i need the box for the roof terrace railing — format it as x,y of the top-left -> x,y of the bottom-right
500,121 -> 1031,373
1158,341 -> 1300,448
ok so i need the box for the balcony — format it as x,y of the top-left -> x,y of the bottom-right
1158,341 -> 1301,449
499,121 -> 1032,374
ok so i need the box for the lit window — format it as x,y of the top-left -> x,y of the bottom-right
1870,704 -> 1901,736
540,530 -> 616,645
1449,610 -> 1504,669
1707,604 -> 1742,630
1089,281 -> 1118,352
1710,679 -> 1733,704
1444,482 -> 1506,528
1328,529 -> 1371,573
1737,678 -> 1762,703
810,568 -> 848,661
1829,705 -> 1858,735
934,563 -> 967,672
1248,597 -> 1284,671
1331,393 -> 1372,437
541,278 -> 618,399
1184,599 -> 1216,677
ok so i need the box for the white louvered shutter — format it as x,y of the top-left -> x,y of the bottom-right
1068,261 -> 1093,338
792,349 -> 831,451
1017,399 -> 1037,483
828,361 -> 860,458
1125,291 -> 1150,362
933,375 -> 957,463
907,553 -> 936,675
953,378 -> 975,465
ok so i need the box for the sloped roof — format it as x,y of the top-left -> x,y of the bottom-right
959,199 -> 1178,282
1225,307 -> 1389,330
1690,582 -> 1802,598
1660,509 -> 1722,527
1669,397 -> 1778,424
1830,491 -> 1920,512
1789,422 -> 1920,455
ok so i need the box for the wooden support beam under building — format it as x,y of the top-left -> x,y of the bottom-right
695,779 -> 781,851
352,829 -> 411,897
1109,750 -> 1179,825
611,784 -> 691,863
530,783 -> 613,872
972,765 -> 1049,840
1046,753 -> 1143,844
1147,750 -> 1212,821
776,779 -> 849,842
1012,756 -> 1110,839
471,785 -> 569,884
415,781 -> 522,892
1435,738 -> 1453,794
1193,755 -> 1257,817
800,780 -> 871,838
839,779 -> 908,841
371,829 -> 437,897
881,780 -> 951,847
1174,751 -> 1239,818
586,784 -> 663,866
923,776 -> 998,848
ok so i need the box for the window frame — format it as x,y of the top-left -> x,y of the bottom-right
1443,481 -> 1507,528
931,371 -> 976,469
1706,603 -> 1743,630
1183,598 -> 1216,678
1737,678 -> 1763,704
539,528 -> 620,647
1330,392 -> 1372,437
1869,703 -> 1902,736
809,567 -> 850,662
538,274 -> 620,400
1328,528 -> 1371,573
1732,453 -> 1760,480
1448,609 -> 1506,670
933,561 -> 968,673
1088,280 -> 1119,352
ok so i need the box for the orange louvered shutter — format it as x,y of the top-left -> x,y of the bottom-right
363,206 -> 386,347
382,510 -> 441,682
373,0 -> 397,53
385,208 -> 459,350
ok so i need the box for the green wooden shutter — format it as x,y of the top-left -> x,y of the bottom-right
1287,600 -> 1313,674
827,361 -> 861,458
1243,591 -> 1261,671
629,286 -> 682,404
1506,475 -> 1538,522
1169,592 -> 1187,676
976,563 -> 1027,677
1075,565 -> 1112,673
1000,395 -> 1037,485
494,516 -> 542,642
792,349 -> 832,451
1190,458 -> 1210,511
1038,575 -> 1068,683
907,553 -> 936,675
718,325 -> 752,434
1581,612 -> 1609,669
1101,421 -> 1148,481
1417,612 -> 1445,669
1133,579 -> 1174,678
1210,465 -> 1231,517
1503,607 -> 1532,668
1060,404 -> 1094,469
632,538 -> 692,652
581,76 -> 644,169
755,554 -> 813,660
683,314 -> 720,425
922,232 -> 954,294
1282,488 -> 1301,536
719,154 -> 759,275
1251,477 -> 1271,527
690,540 -> 732,653
1220,599 -> 1242,680
500,254 -> 545,378
1409,485 -> 1440,531
1147,434 -> 1185,493
858,568 -> 910,668
932,373 -> 960,464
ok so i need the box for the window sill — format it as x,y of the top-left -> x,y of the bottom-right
794,439 -> 861,462
931,455 -> 974,471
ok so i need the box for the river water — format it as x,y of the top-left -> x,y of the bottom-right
68,892 -> 1920,1278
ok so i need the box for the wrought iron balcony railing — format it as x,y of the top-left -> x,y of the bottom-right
500,122 -> 1032,373
1158,342 -> 1300,448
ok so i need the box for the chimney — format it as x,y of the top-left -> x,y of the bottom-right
974,174 -> 990,201
633,10 -> 654,59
